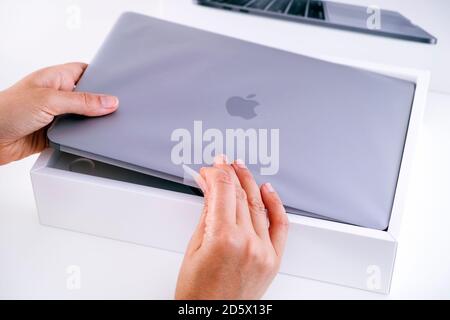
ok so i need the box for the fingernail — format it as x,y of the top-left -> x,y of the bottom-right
100,95 -> 118,109
214,154 -> 228,165
182,164 -> 207,193
265,182 -> 275,193
235,159 -> 246,168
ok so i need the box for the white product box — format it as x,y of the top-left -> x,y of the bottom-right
30,59 -> 430,294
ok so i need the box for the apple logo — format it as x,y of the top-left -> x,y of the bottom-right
226,94 -> 259,120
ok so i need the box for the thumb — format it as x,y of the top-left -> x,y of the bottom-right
45,90 -> 119,117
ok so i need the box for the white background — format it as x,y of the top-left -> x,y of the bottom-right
1,0 -> 450,299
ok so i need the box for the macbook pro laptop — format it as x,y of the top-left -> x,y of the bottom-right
197,0 -> 437,44
48,12 -> 416,230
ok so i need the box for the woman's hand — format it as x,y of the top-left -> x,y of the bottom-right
0,62 -> 118,165
176,156 -> 289,300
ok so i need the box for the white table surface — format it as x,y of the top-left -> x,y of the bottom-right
1,0 -> 450,299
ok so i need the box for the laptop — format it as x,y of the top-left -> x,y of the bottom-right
197,0 -> 437,44
48,12 -> 416,230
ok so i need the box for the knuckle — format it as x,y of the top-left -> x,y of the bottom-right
214,232 -> 242,252
79,92 -> 102,112
32,66 -> 53,81
246,243 -> 262,262
244,241 -> 279,273
263,256 -> 279,274
213,169 -> 233,186
248,197 -> 266,214
235,187 -> 247,202
249,250 -> 272,273
80,92 -> 93,108
255,253 -> 276,273
276,214 -> 290,230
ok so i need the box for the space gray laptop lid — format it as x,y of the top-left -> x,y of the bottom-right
48,12 -> 416,230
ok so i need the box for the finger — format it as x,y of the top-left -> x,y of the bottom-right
26,62 -> 88,91
182,164 -> 207,193
43,90 -> 119,117
200,166 -> 236,228
261,183 -> 289,257
62,62 -> 88,80
54,62 -> 88,90
232,159 -> 270,239
213,155 -> 252,229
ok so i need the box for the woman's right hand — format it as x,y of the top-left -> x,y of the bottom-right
175,155 -> 289,300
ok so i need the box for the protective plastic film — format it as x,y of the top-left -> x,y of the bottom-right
48,13 -> 416,230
